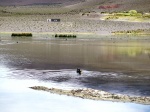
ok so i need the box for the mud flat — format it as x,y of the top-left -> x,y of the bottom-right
30,86 -> 150,105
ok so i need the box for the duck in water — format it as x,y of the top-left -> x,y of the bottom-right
76,68 -> 81,75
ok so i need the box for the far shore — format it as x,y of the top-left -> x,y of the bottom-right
0,14 -> 149,38
0,31 -> 150,37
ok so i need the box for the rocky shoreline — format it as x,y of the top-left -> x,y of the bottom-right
30,86 -> 150,105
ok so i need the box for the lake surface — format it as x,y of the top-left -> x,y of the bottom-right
0,78 -> 150,112
0,37 -> 150,112
0,37 -> 150,96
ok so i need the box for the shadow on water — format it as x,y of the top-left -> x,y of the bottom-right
3,67 -> 150,96
43,70 -> 150,96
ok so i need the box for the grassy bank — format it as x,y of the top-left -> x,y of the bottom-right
101,10 -> 150,22
112,29 -> 150,35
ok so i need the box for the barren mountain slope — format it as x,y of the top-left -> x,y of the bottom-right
0,0 -> 149,14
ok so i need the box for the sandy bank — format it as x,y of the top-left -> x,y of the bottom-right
30,86 -> 150,105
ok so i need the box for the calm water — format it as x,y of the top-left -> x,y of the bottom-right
0,78 -> 150,112
0,37 -> 150,97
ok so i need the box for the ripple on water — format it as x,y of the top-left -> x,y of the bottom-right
0,67 -> 150,96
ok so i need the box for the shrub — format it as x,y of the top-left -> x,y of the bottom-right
55,34 -> 77,38
11,33 -> 32,37
129,10 -> 138,14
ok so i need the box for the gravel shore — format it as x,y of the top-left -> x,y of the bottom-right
30,86 -> 150,105
0,14 -> 150,35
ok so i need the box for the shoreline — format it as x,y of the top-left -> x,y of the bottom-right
0,78 -> 149,112
0,31 -> 150,37
30,86 -> 150,105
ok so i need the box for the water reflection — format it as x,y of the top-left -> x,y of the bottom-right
0,38 -> 150,96
0,38 -> 150,112
144,49 -> 150,59
0,39 -> 150,72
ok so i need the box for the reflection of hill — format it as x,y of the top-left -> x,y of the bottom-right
144,49 -> 150,54
116,43 -> 150,57
117,47 -> 143,57
144,49 -> 150,59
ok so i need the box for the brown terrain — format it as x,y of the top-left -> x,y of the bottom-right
0,0 -> 150,106
0,0 -> 150,14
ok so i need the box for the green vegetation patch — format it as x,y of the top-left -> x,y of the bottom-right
114,10 -> 142,17
102,10 -> 150,22
55,34 -> 77,38
112,29 -> 144,34
11,33 -> 32,37
143,13 -> 150,18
